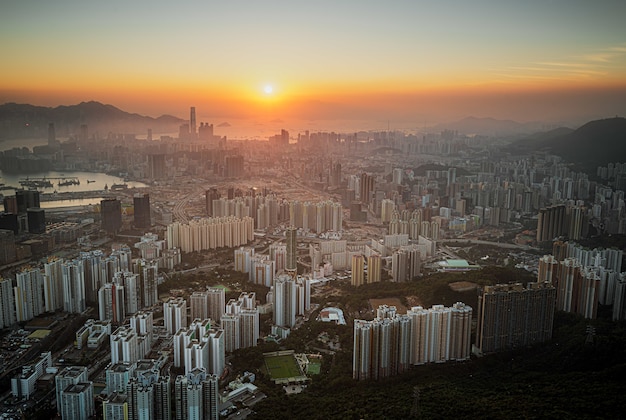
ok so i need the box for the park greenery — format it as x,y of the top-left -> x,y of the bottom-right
227,266 -> 626,419
155,250 -> 626,418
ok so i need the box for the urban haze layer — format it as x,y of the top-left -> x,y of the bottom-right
0,105 -> 625,420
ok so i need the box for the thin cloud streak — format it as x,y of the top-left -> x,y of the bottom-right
491,43 -> 626,84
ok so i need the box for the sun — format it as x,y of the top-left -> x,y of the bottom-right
264,85 -> 273,94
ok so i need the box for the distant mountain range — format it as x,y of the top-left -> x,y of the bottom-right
0,101 -> 184,140
507,117 -> 626,170
429,116 -> 559,137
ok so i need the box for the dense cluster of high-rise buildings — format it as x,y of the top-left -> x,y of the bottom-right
353,303 -> 472,380
538,240 -> 625,320
205,192 -> 344,235
0,245 -> 166,330
166,216 -> 254,253
101,357 -> 219,420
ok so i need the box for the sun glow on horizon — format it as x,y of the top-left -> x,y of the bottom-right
264,85 -> 273,94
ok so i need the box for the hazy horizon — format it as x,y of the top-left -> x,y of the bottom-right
2,1 -> 626,131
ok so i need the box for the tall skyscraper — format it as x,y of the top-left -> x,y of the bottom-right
174,369 -> 218,420
106,362 -> 136,394
239,308 -> 259,349
55,366 -> 88,414
0,277 -> 16,328
273,274 -> 296,328
536,204 -> 566,242
202,374 -> 219,420
60,382 -> 94,420
135,259 -> 159,308
285,226 -> 297,277
133,193 -> 151,229
206,328 -> 225,377
359,172 -> 375,204
351,254 -> 365,287
110,327 -> 139,365
99,282 -> 126,324
537,254 -> 559,283
79,250 -> 104,304
234,247 -> 254,273
101,199 -> 122,234
174,328 -> 196,369
447,167 -> 456,186
147,154 -> 167,180
475,282 -> 555,354
127,370 -> 171,420
26,207 -> 45,233
190,291 -> 210,321
62,259 -> 86,313
190,107 -> 197,138
220,314 -> 239,353
613,274 -> 626,321
184,340 -> 209,375
555,258 -> 600,319
205,188 -> 220,217
44,257 -> 64,312
113,271 -> 140,315
221,292 -> 259,352
164,297 -> 188,335
391,246 -> 421,282
367,254 -> 382,283
15,189 -> 40,214
329,161 -> 342,187
269,244 -> 286,273
130,311 -> 154,351
15,268 -> 44,322
206,287 -> 225,324
0,229 -> 16,265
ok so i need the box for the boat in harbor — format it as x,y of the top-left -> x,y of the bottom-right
110,183 -> 128,191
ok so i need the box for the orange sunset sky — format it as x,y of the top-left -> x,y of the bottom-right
1,0 -> 626,130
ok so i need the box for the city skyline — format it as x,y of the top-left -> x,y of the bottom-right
1,1 -> 626,130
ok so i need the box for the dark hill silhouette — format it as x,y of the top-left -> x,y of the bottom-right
508,117 -> 626,170
522,126 -> 575,142
0,101 -> 184,139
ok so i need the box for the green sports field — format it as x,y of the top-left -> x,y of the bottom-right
306,358 -> 322,375
264,354 -> 303,380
